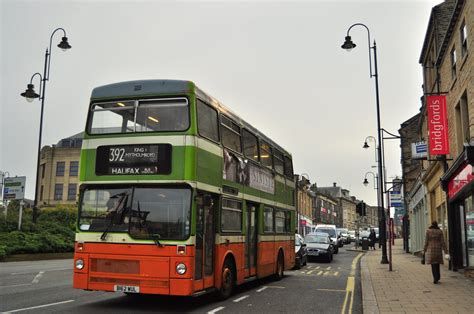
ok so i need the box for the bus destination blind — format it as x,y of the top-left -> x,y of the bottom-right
96,144 -> 171,175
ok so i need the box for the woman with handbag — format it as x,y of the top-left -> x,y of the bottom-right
423,221 -> 449,284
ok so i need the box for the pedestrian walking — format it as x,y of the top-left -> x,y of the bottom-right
369,229 -> 377,250
423,221 -> 448,284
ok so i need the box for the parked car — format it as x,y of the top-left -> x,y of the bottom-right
304,232 -> 334,262
314,224 -> 340,253
337,228 -> 350,244
373,227 -> 380,242
348,230 -> 356,243
294,233 -> 308,269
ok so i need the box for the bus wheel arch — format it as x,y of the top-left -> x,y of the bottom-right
217,254 -> 236,299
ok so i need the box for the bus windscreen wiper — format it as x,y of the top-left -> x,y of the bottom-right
101,192 -> 129,240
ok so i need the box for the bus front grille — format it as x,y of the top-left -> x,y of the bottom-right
91,258 -> 140,274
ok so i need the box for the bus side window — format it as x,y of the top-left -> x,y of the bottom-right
221,115 -> 242,153
197,100 -> 219,142
273,150 -> 284,175
259,141 -> 273,169
242,129 -> 259,162
284,156 -> 294,178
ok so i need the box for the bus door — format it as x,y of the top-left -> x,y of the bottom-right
195,193 -> 216,289
245,202 -> 258,277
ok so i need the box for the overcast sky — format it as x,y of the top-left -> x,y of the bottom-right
1,0 -> 441,206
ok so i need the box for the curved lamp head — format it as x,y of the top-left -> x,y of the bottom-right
21,84 -> 40,102
57,36 -> 72,51
363,178 -> 369,186
363,141 -> 370,149
341,36 -> 356,51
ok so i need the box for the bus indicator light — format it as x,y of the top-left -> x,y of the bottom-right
177,245 -> 186,255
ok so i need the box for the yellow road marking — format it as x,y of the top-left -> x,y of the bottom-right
341,253 -> 363,314
334,271 -> 339,276
315,266 -> 320,269
326,266 -> 331,270
323,271 -> 330,276
317,271 -> 323,275
307,269 -> 315,275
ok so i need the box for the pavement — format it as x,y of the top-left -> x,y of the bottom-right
361,239 -> 474,314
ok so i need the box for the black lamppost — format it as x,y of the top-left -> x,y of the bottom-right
342,23 -> 389,265
20,28 -> 71,223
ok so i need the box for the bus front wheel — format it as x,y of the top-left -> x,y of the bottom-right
218,260 -> 235,299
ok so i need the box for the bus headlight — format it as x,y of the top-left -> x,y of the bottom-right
75,259 -> 84,270
176,263 -> 186,275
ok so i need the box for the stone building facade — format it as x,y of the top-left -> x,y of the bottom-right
37,133 -> 82,206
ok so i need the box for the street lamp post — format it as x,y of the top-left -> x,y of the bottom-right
0,171 -> 10,216
20,28 -> 71,223
342,23 -> 389,265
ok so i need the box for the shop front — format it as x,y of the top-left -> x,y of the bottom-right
441,146 -> 474,274
408,182 -> 429,254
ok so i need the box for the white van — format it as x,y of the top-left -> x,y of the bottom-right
313,224 -> 341,254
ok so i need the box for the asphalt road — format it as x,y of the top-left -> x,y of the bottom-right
0,246 -> 363,313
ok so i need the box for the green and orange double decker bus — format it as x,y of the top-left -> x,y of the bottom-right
73,79 -> 296,298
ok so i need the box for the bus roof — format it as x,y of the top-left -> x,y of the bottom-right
91,79 -> 292,157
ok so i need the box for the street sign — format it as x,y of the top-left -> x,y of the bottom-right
3,177 -> 26,200
411,141 -> 428,160
389,191 -> 403,207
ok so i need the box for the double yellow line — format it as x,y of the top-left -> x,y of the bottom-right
341,253 -> 363,314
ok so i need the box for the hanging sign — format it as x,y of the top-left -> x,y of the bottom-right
427,95 -> 449,155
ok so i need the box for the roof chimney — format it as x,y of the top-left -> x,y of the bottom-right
333,182 -> 337,187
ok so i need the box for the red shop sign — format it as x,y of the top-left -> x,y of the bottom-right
427,96 -> 450,155
448,164 -> 474,198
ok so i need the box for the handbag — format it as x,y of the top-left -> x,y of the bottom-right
421,252 -> 425,265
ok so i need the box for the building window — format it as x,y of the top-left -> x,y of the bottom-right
41,164 -> 45,178
70,161 -> 79,176
451,48 -> 457,79
40,185 -> 44,201
460,22 -> 468,57
67,184 -> 77,200
455,91 -> 471,150
54,184 -> 63,200
221,198 -> 242,233
197,100 -> 219,142
56,162 -> 65,176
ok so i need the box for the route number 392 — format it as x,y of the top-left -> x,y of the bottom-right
109,148 -> 125,162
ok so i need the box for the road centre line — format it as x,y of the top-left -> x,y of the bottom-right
32,271 -> 44,284
207,306 -> 225,314
11,268 -> 70,275
6,299 -> 75,313
0,283 -> 31,289
233,295 -> 250,303
256,286 -> 268,292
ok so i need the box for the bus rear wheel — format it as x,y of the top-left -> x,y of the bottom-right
274,253 -> 284,280
218,260 -> 235,300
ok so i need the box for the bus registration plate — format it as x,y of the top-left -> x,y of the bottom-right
114,285 -> 140,293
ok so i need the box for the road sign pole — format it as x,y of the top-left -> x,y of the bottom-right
18,201 -> 24,231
